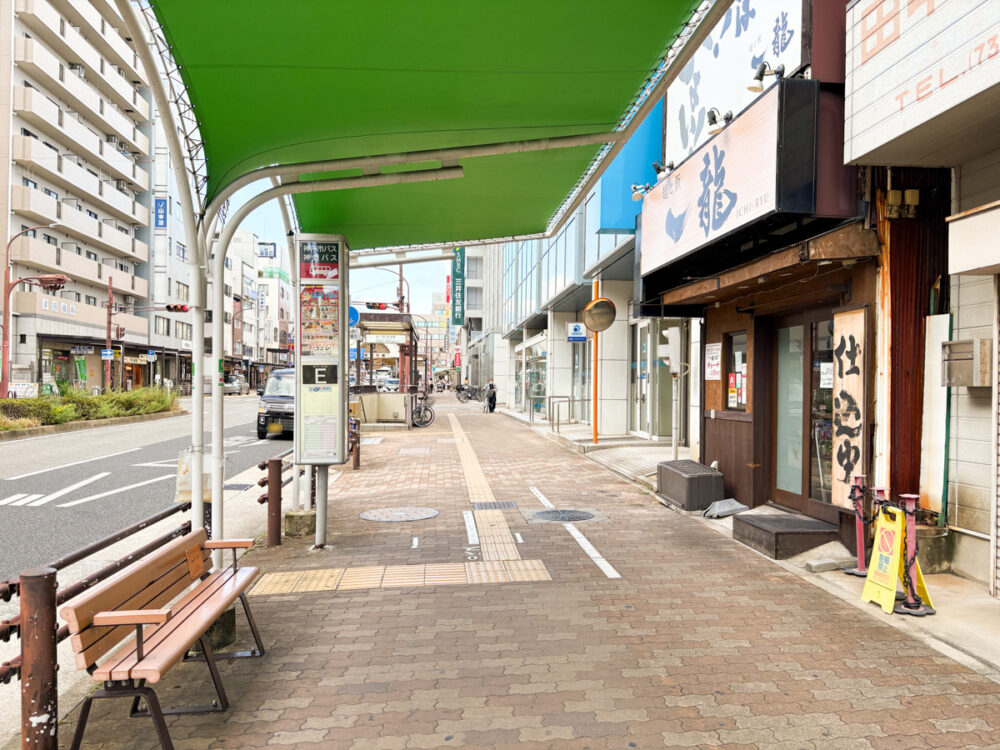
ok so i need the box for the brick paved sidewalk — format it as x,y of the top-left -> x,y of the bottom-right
54,408 -> 1000,748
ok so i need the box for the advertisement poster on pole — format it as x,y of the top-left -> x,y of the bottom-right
294,234 -> 349,466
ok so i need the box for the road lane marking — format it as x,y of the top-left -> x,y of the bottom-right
11,494 -> 43,506
564,523 -> 621,579
29,473 -> 110,507
58,475 -> 174,508
515,533 -> 524,543
529,486 -> 556,509
411,537 -> 419,549
0,494 -> 27,506
131,459 -> 178,469
463,511 -> 479,545
6,448 -> 141,480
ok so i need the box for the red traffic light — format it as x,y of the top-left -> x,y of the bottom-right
365,302 -> 387,310
165,304 -> 189,313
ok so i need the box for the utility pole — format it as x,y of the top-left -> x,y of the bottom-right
397,264 -> 405,312
105,277 -> 113,391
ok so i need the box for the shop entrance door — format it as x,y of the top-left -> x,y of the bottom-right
630,321 -> 651,437
770,311 -> 836,522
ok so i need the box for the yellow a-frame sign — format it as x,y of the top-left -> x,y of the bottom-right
861,505 -> 933,614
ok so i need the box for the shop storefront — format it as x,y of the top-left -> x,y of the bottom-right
640,73 -> 866,537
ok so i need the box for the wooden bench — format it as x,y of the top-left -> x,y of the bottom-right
60,528 -> 265,750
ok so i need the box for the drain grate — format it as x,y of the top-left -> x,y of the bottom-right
223,483 -> 253,491
533,509 -> 594,522
474,501 -> 517,510
360,507 -> 439,522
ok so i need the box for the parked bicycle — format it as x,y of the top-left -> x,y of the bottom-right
412,390 -> 436,428
456,384 -> 482,403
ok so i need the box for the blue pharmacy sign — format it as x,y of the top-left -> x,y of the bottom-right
154,198 -> 167,228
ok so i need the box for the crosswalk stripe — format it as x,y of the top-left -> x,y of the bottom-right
0,494 -> 27,506
29,473 -> 110,507
11,494 -> 42,507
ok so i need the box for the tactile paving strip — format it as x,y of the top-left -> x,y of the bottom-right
250,560 -> 551,595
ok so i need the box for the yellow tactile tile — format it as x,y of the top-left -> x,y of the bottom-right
424,563 -> 469,585
295,568 -> 344,592
337,566 -> 385,590
504,559 -> 552,582
381,564 -> 426,588
249,570 -> 304,596
466,560 -> 510,584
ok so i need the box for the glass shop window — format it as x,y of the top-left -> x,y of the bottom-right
725,331 -> 748,411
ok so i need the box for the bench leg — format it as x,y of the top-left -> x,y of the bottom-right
201,635 -> 230,711
182,593 -> 265,661
76,683 -> 175,750
129,641 -> 228,715
69,695 -> 93,750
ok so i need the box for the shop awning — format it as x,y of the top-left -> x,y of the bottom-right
150,1 -> 700,249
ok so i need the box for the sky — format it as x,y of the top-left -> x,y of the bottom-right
229,181 -> 451,315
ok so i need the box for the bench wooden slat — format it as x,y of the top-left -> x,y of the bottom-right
94,567 -> 258,683
60,529 -> 207,635
93,608 -> 171,626
95,567 -> 244,679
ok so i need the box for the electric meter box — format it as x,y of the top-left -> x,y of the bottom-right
942,338 -> 992,387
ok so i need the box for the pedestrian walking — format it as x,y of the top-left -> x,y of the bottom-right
486,378 -> 497,413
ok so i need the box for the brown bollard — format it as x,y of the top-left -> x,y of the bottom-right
20,567 -> 57,750
267,458 -> 282,547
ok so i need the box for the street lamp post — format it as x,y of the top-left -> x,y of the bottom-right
1,223 -> 66,399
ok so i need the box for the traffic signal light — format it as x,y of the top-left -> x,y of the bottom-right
365,302 -> 387,310
165,304 -> 189,312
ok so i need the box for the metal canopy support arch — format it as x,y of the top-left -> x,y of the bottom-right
115,0 -> 209,529
116,0 -> 727,553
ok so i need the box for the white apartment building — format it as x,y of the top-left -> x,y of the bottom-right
148,99 -> 193,388
3,0 -> 152,393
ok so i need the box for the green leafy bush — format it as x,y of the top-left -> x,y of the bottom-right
0,387 -> 177,426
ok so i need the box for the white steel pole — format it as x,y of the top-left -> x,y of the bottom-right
672,373 -> 679,461
113,0 -> 207,528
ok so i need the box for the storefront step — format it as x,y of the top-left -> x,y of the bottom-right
733,507 -> 839,560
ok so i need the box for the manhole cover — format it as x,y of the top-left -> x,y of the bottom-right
223,483 -> 253,491
360,507 -> 439,522
533,510 -> 594,522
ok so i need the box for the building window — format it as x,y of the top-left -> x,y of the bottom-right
20,225 -> 37,239
224,284 -> 232,297
466,257 -> 483,281
224,312 -> 232,324
176,243 -> 187,260
224,257 -> 232,270
42,234 -> 57,246
176,282 -> 189,302
86,250 -> 98,261
86,210 -> 98,219
85,295 -> 97,306
467,287 -> 483,309
22,177 -> 37,189
43,188 -> 58,200
154,316 -> 170,335
724,332 -> 748,411
176,321 -> 192,341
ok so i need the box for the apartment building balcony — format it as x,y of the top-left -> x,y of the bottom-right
15,0 -> 149,121
12,135 -> 147,225
14,38 -> 148,156
49,0 -> 146,86
12,289 -> 147,337
10,236 -> 148,298
11,185 -> 148,262
12,86 -> 149,190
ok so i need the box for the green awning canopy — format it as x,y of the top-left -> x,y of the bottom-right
151,1 -> 699,249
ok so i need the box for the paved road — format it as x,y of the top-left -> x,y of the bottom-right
0,396 -> 289,580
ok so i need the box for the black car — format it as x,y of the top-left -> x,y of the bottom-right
257,368 -> 294,439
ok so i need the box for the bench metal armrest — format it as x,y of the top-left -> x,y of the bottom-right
93,609 -> 172,627
204,539 -> 255,571
94,609 -> 172,662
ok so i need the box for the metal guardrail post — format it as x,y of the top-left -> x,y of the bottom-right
267,458 -> 282,548
20,567 -> 57,750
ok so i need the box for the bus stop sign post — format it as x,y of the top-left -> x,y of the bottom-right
293,234 -> 350,549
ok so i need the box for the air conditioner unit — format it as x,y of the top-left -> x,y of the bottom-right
68,63 -> 85,77
124,295 -> 136,305
106,134 -> 118,145
115,179 -> 127,191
